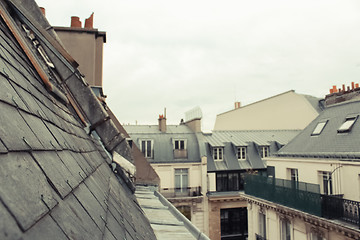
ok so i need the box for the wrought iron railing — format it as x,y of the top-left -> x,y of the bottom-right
244,174 -> 322,216
160,187 -> 202,198
322,194 -> 360,228
255,234 -> 266,240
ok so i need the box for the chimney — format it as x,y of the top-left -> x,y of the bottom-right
84,13 -> 94,29
158,108 -> 167,132
71,16 -> 82,28
325,83 -> 360,106
234,101 -> 241,109
39,7 -> 45,16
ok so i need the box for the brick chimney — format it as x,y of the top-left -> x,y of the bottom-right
71,16 -> 82,28
325,82 -> 360,106
158,108 -> 167,132
84,13 -> 94,29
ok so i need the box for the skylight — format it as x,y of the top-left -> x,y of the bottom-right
338,116 -> 358,133
311,121 -> 328,136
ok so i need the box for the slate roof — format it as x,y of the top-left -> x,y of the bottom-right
0,1 -> 156,239
200,130 -> 300,172
277,99 -> 360,159
124,125 -> 201,164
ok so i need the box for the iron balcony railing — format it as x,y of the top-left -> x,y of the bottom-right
255,234 -> 266,240
245,174 -> 360,229
322,194 -> 360,228
160,187 -> 202,198
244,174 -> 322,216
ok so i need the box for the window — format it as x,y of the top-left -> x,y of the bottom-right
261,146 -> 269,158
322,171 -> 333,195
216,172 -> 244,192
258,212 -> 266,239
237,146 -> 247,160
221,208 -> 248,238
289,168 -> 299,189
173,139 -> 187,158
175,169 -> 188,193
280,219 -> 291,240
338,116 -> 358,133
177,206 -> 191,220
310,232 -> 325,240
312,120 -> 328,136
140,140 -> 153,158
213,147 -> 223,161
174,139 -> 186,150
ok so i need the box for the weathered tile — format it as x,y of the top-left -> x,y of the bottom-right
0,200 -> 22,240
0,152 -> 58,230
73,183 -> 106,231
0,102 -> 42,150
23,214 -> 67,240
69,151 -> 94,176
56,150 -> 86,185
51,194 -> 102,240
31,151 -> 76,199
44,121 -> 67,149
20,111 -> 61,150
103,227 -> 117,240
105,211 -> 126,240
84,174 -> 108,211
0,69 -> 27,110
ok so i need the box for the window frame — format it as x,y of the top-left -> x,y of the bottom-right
237,146 -> 247,160
174,168 -> 189,192
280,218 -> 291,240
140,139 -> 153,158
213,147 -> 224,161
260,146 -> 270,158
258,211 -> 266,239
311,120 -> 328,136
338,115 -> 358,133
173,139 -> 187,150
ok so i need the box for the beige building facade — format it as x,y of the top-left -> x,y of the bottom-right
214,90 -> 322,131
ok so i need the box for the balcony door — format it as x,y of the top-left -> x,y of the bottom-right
175,169 -> 188,195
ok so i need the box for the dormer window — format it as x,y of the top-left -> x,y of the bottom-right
312,120 -> 328,136
237,147 -> 246,160
213,147 -> 223,161
140,139 -> 153,158
260,146 -> 269,158
174,140 -> 186,150
173,139 -> 187,159
338,116 -> 358,133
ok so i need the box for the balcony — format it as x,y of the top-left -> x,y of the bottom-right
245,174 -> 360,228
244,174 -> 322,216
160,187 -> 202,198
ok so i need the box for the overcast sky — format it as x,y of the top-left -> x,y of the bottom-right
36,0 -> 360,130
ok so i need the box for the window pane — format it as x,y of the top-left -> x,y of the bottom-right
180,140 -> 185,149
146,140 -> 151,157
175,140 -> 179,149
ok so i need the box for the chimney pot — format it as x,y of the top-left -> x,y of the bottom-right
356,83 -> 360,88
71,16 -> 82,28
39,7 -> 45,16
330,89 -> 334,94
84,13 -> 94,29
342,84 -> 345,92
234,101 -> 241,109
352,82 -> 355,90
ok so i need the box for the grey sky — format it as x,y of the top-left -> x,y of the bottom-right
36,0 -> 360,130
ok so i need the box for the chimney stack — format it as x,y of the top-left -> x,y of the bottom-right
84,13 -> 94,29
158,108 -> 167,132
325,82 -> 360,106
234,101 -> 241,109
71,16 -> 82,28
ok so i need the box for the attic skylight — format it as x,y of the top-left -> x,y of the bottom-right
338,116 -> 358,133
311,120 -> 328,136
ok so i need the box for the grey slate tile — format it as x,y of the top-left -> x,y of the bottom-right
56,150 -> 86,184
20,111 -> 61,150
50,193 -> 102,240
31,151 -> 76,199
0,102 -> 42,150
105,210 -> 126,240
0,70 -> 27,110
69,151 -> 94,177
103,227 -> 117,240
44,121 -> 68,149
0,200 -> 22,240
0,152 -> 58,231
83,171 -> 109,211
0,138 -> 8,153
73,183 -> 106,231
23,215 -> 68,240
